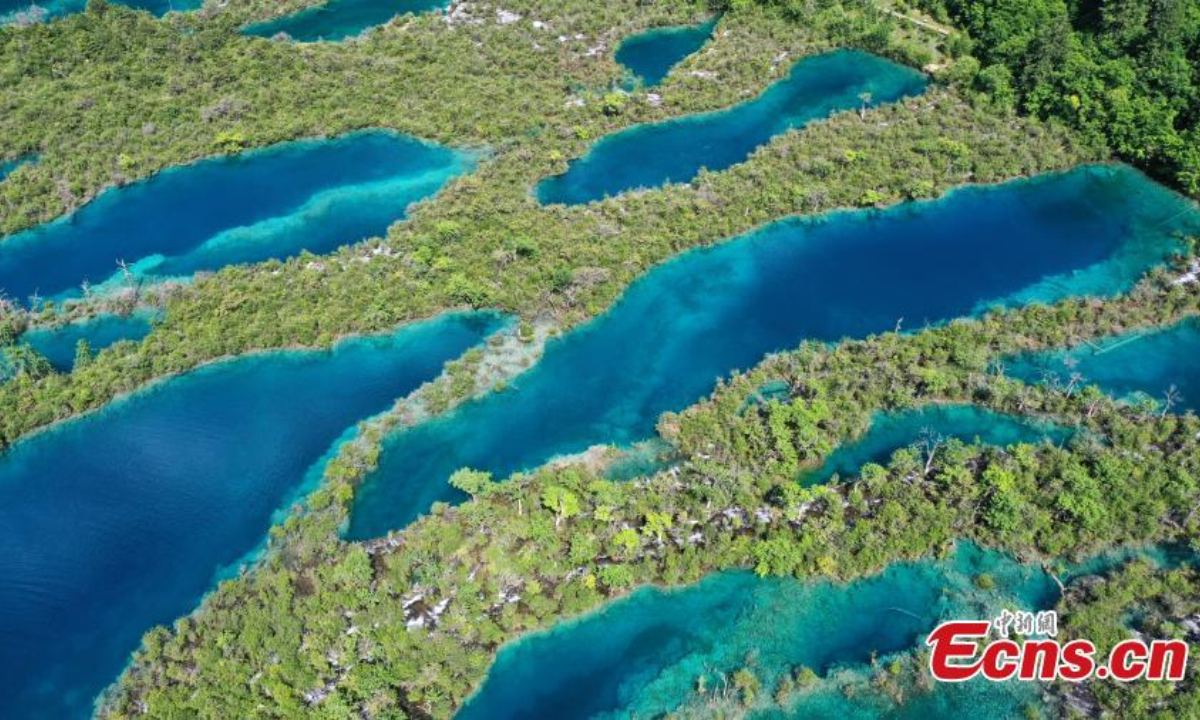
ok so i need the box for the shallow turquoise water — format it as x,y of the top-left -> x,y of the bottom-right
458,543 -> 1057,719
0,131 -> 473,305
243,0 -> 448,42
801,405 -> 1074,485
601,438 -> 678,482
22,313 -> 156,372
1060,543 -> 1196,582
347,164 -> 1198,540
536,50 -> 928,205
615,17 -> 717,87
0,311 -> 504,719
1007,319 -> 1200,413
0,0 -> 200,25
0,154 -> 34,181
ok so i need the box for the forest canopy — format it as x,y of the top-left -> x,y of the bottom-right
918,0 -> 1200,193
727,0 -> 1199,194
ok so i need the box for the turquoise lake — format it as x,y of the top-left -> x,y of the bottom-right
458,543 -> 1058,719
0,311 -> 503,719
801,405 -> 1074,485
243,0 -> 448,42
347,164 -> 1199,540
1007,318 -> 1200,413
22,313 -> 156,372
0,131 -> 473,306
536,49 -> 928,205
615,17 -> 717,87
0,0 -> 200,25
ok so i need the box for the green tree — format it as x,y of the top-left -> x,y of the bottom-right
642,511 -> 674,541
598,564 -> 634,590
448,468 -> 494,500
541,486 -> 581,528
73,339 -> 94,369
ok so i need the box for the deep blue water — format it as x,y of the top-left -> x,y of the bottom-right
536,50 -> 928,205
0,131 -> 473,306
0,0 -> 201,24
347,165 -> 1197,539
615,17 -> 717,87
458,543 -> 1057,719
0,311 -> 504,719
243,0 -> 448,42
801,405 -> 1074,485
22,313 -> 156,372
1007,319 -> 1200,413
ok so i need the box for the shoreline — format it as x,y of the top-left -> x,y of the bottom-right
5,160 -> 1190,453
0,127 -> 492,244
0,307 -> 500,455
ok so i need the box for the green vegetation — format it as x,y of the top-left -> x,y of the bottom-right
911,0 -> 1200,194
0,0 -> 1089,451
0,0 -> 912,237
733,0 -> 1200,199
1058,561 -> 1200,716
3,1 -> 1198,717
102,262 -> 1200,717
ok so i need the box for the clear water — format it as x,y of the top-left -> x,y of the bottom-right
242,0 -> 448,42
801,405 -> 1074,485
0,311 -> 504,719
615,17 -> 718,87
1006,319 -> 1200,413
458,543 -> 1057,720
346,164 -> 1198,540
0,131 -> 473,306
601,438 -> 679,482
1060,543 -> 1196,583
0,154 -> 34,181
21,313 -> 156,372
536,50 -> 928,206
0,0 -> 201,25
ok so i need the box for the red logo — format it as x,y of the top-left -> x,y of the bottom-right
925,612 -> 1188,683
